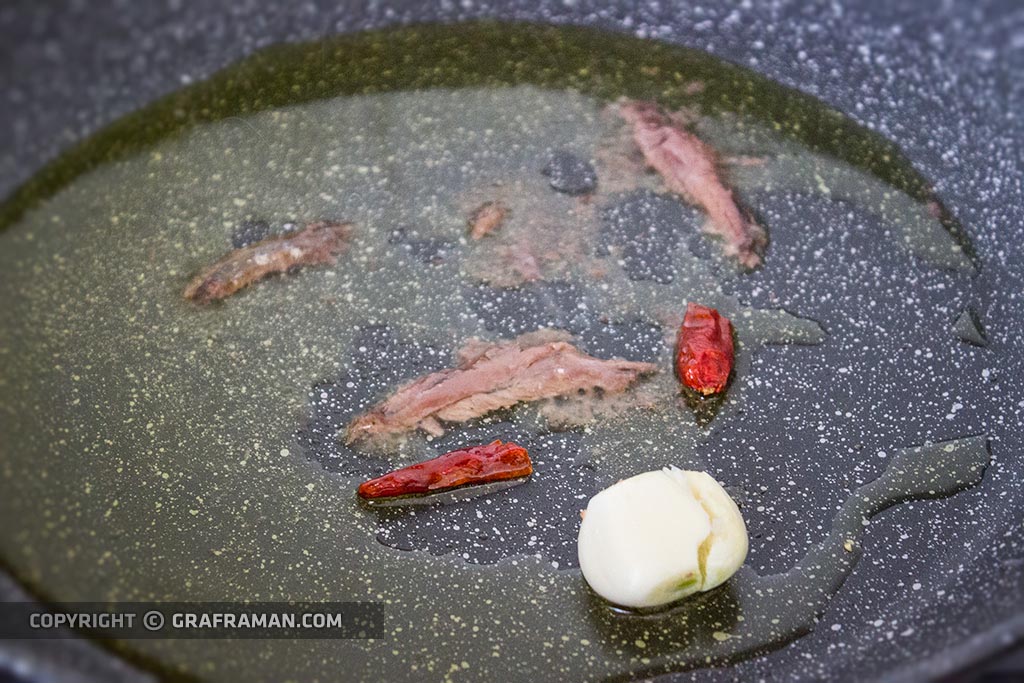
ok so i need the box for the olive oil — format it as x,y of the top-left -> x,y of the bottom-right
0,22 -> 986,683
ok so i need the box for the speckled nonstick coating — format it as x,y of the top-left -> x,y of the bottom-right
0,2 -> 1021,682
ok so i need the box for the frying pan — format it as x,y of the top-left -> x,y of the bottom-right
1,1 -> 1022,682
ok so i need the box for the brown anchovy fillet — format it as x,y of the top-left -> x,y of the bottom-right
346,329 -> 657,443
618,100 -> 767,268
467,200 -> 510,240
184,220 -> 354,303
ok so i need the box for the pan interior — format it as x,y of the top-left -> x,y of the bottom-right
0,22 -> 999,682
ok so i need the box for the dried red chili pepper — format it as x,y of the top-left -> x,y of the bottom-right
676,303 -> 735,396
357,440 -> 532,500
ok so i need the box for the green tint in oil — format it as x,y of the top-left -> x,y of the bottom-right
0,22 -> 983,682
0,22 -> 976,269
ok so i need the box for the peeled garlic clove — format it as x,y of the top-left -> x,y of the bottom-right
577,466 -> 747,609
577,468 -> 709,608
681,470 -> 748,591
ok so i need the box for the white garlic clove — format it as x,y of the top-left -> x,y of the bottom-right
682,470 -> 748,591
577,466 -> 747,609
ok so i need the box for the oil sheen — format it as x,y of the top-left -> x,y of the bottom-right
0,22 -> 988,682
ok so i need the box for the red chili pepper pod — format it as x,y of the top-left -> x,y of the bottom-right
675,303 -> 735,396
357,440 -> 532,500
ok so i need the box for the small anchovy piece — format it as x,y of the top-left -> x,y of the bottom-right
467,200 -> 510,240
184,220 -> 354,303
618,99 -> 767,268
346,329 -> 657,443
